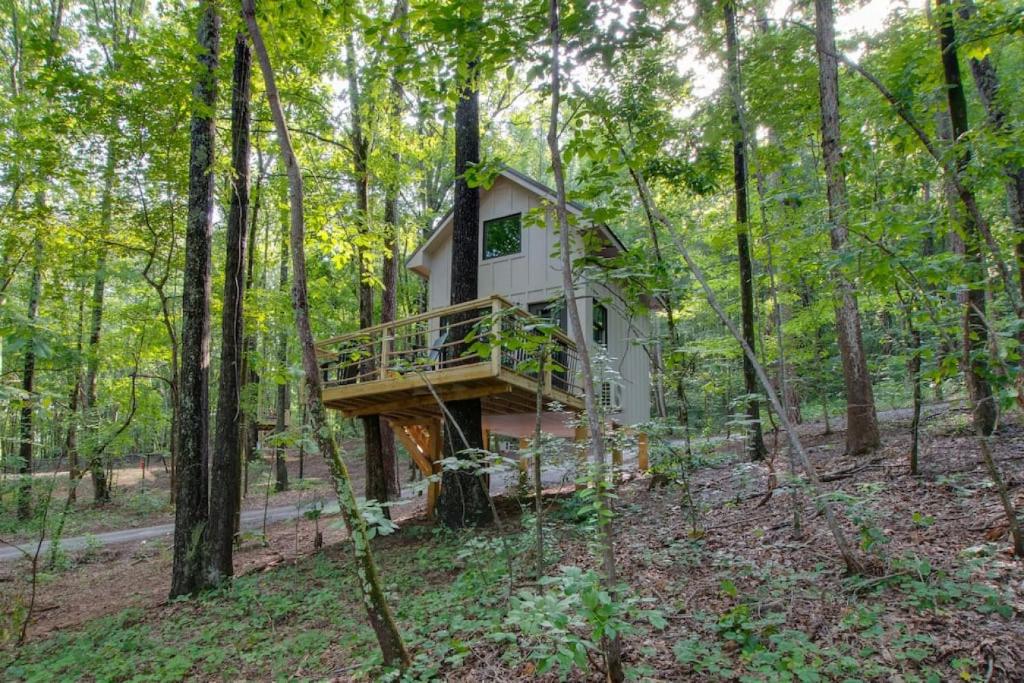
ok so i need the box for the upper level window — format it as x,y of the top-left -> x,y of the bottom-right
593,302 -> 608,346
482,213 -> 522,260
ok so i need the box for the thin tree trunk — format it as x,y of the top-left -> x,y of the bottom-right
935,0 -> 996,435
533,346 -> 547,578
208,29 -> 251,582
377,0 -> 408,501
436,56 -> 491,529
344,35 -> 390,513
241,149 -> 265,497
86,145 -> 116,503
274,229 -> 289,493
170,0 -> 219,599
64,283 -> 85,503
546,2 -> 623,678
16,234 -> 42,520
957,0 -> 1024,370
813,0 -> 880,455
241,0 -> 410,665
724,1 -> 766,461
628,167 -> 864,573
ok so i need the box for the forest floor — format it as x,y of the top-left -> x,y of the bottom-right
0,437 -> 382,548
2,403 -> 1023,681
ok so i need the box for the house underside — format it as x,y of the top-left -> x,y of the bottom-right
316,295 -> 590,515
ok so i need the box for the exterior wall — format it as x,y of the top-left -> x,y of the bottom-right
589,282 -> 652,426
422,175 -> 578,311
417,174 -> 652,427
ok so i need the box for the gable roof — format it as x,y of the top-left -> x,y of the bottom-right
405,166 -> 627,278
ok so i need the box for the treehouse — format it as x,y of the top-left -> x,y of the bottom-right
315,168 -> 653,510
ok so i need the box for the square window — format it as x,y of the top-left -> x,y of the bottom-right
482,214 -> 522,260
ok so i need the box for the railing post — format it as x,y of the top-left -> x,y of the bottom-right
491,298 -> 502,375
380,328 -> 391,381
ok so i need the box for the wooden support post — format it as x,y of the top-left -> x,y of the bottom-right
637,431 -> 649,472
518,436 -> 530,472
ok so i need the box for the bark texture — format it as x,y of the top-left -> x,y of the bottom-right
958,0 -> 1024,364
274,230 -> 290,493
208,30 -> 251,582
344,35 -> 392,510
547,1 -> 624,677
813,0 -> 880,454
436,74 -> 492,529
16,235 -> 42,520
241,0 -> 411,664
724,1 -> 766,461
170,0 -> 219,599
86,146 -> 116,503
936,0 -> 996,435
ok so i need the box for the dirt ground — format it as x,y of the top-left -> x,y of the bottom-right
0,437 -> 423,544
0,445 -> 428,640
3,403 -> 1023,679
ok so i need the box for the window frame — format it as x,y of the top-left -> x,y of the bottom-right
592,302 -> 608,347
481,213 -> 523,261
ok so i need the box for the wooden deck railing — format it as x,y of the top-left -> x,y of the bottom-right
315,294 -> 582,397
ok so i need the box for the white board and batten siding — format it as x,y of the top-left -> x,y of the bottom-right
406,171 -> 652,427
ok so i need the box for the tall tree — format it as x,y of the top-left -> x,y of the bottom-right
170,0 -> 219,599
83,147 -> 115,503
813,0 -> 880,454
16,233 -> 42,520
435,52 -> 492,529
241,0 -> 411,665
935,0 -> 996,435
208,29 -> 252,582
344,34 -> 388,509
546,0 -> 622,677
274,226 -> 290,493
378,0 -> 409,501
723,0 -> 766,461
957,0 -> 1024,366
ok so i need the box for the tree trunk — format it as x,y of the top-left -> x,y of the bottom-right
86,145 -> 116,503
378,0 -> 408,501
436,68 -> 492,529
274,228 -> 290,493
343,35 -> 392,512
64,284 -> 85,503
208,30 -> 251,582
723,1 -> 766,461
957,0 -> 1024,367
241,0 -> 410,664
16,234 -> 43,520
379,195 -> 400,500
813,0 -> 880,454
547,2 -> 624,678
241,150 -> 265,491
170,0 -> 219,599
935,0 -> 996,435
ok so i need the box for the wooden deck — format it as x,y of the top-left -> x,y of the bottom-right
316,295 -> 584,423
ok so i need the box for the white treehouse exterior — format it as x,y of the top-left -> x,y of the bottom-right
405,167 -> 652,431
315,168 -> 652,512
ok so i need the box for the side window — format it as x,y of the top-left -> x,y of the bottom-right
482,213 -> 522,260
528,299 -> 567,332
593,302 -> 608,347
